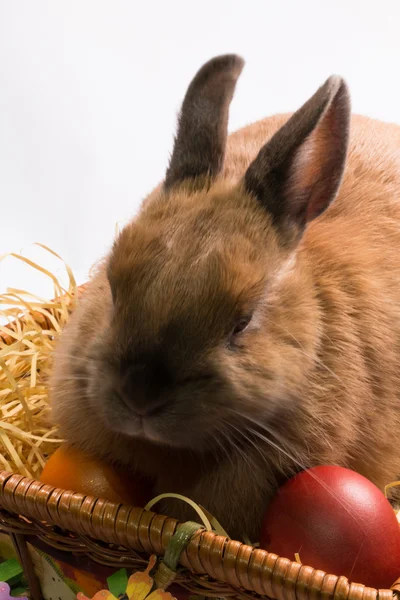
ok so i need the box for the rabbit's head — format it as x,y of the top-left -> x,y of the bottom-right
52,55 -> 350,456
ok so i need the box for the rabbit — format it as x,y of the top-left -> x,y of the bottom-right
50,54 -> 400,542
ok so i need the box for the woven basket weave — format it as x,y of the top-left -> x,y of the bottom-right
0,286 -> 399,600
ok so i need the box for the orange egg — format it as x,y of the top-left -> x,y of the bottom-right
40,444 -> 154,506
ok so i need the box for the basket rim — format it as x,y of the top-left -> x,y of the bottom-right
0,470 -> 398,600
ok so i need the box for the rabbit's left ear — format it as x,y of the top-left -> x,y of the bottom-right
244,76 -> 350,239
165,54 -> 244,190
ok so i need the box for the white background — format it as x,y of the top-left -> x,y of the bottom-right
1,0 -> 399,297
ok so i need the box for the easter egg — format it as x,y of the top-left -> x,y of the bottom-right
259,466 -> 400,588
40,444 -> 153,506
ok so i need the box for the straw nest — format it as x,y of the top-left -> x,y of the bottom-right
0,245 -> 79,478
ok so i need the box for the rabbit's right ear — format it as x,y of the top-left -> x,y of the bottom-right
165,54 -> 244,190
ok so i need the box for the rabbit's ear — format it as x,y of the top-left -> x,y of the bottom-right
244,76 -> 350,240
165,54 -> 244,190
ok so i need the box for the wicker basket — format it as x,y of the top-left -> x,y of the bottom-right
0,286 -> 399,600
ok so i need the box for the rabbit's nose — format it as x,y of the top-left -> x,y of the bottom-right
120,363 -> 168,416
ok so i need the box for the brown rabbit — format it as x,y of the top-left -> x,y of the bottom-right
50,55 -> 400,541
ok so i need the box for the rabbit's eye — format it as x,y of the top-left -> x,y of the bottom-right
232,314 -> 253,336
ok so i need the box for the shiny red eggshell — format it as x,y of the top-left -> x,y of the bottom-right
260,466 -> 400,589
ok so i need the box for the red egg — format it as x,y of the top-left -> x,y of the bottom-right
259,466 -> 400,588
